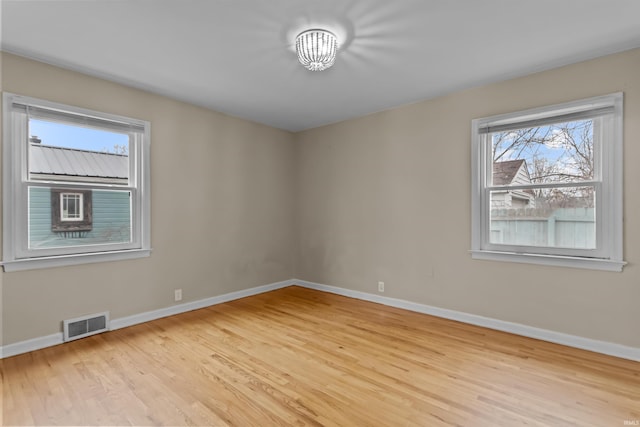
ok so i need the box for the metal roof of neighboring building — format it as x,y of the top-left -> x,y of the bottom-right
29,143 -> 128,182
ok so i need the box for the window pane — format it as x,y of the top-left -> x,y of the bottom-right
28,118 -> 130,184
62,193 -> 82,220
490,186 -> 595,249
491,119 -> 594,186
29,187 -> 131,249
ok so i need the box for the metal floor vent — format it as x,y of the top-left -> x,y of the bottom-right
63,311 -> 110,342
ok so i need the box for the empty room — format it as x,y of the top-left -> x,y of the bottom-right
1,1 -> 639,426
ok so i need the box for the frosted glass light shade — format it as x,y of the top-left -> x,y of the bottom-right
295,29 -> 338,71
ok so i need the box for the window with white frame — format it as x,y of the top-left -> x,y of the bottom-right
61,193 -> 83,221
2,93 -> 151,272
51,188 -> 92,233
471,93 -> 624,271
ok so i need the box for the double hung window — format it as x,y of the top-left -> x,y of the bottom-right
2,93 -> 151,271
471,93 -> 624,271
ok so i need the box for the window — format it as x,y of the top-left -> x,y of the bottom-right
61,193 -> 83,221
471,93 -> 624,271
51,189 -> 92,232
2,93 -> 151,271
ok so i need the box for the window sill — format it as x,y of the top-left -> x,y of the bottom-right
2,248 -> 151,272
470,250 -> 625,272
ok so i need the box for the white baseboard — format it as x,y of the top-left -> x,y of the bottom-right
1,279 -> 295,359
3,278 -> 638,362
293,279 -> 640,362
0,332 -> 64,359
110,279 -> 294,331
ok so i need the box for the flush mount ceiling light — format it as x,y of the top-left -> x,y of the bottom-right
295,29 -> 338,71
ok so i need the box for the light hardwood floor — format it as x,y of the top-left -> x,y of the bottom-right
2,286 -> 639,426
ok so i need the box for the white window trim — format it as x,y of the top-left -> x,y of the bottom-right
2,93 -> 151,272
470,93 -> 625,272
61,192 -> 84,221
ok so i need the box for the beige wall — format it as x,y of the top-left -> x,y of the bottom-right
295,48 -> 640,348
2,48 -> 639,351
0,51 -> 4,346
0,53 -> 296,346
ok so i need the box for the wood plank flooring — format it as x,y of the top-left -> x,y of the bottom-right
2,286 -> 639,426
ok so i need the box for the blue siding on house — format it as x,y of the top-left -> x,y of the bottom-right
28,187 -> 52,245
29,187 -> 131,248
92,190 -> 131,242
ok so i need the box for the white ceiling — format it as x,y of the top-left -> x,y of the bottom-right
2,0 -> 640,132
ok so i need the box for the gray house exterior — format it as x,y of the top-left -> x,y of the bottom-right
491,159 -> 535,208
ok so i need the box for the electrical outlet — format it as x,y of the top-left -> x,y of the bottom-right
378,281 -> 385,292
174,289 -> 182,301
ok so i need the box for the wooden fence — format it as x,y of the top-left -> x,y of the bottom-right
490,207 -> 595,249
